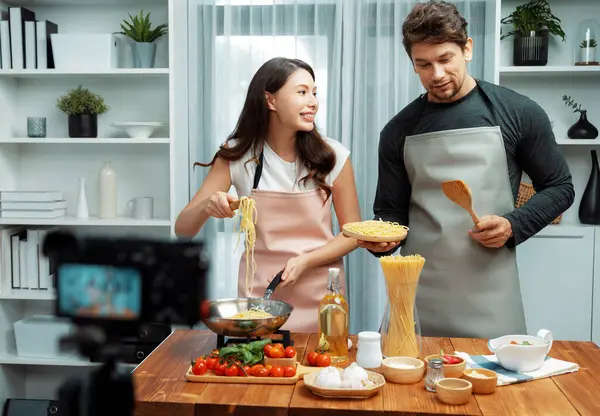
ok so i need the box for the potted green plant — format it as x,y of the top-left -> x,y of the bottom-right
56,85 -> 109,138
579,38 -> 597,65
562,95 -> 598,140
500,0 -> 565,66
116,10 -> 168,68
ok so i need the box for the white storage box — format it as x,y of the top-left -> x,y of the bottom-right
13,315 -> 75,359
50,33 -> 120,70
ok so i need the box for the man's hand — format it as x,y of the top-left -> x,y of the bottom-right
469,215 -> 513,248
356,240 -> 400,253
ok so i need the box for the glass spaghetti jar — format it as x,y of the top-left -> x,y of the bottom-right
379,284 -> 422,359
317,267 -> 349,365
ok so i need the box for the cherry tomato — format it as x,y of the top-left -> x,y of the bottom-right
214,362 -> 227,376
316,354 -> 331,367
269,348 -> 285,359
284,346 -> 296,358
206,357 -> 218,370
241,365 -> 251,376
264,344 -> 274,357
225,365 -> 239,377
250,364 -> 265,377
269,365 -> 283,377
256,367 -> 269,377
307,351 -> 319,366
192,361 -> 207,375
283,366 -> 296,377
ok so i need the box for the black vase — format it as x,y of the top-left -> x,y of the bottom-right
68,114 -> 98,138
568,110 -> 599,140
513,30 -> 549,66
579,150 -> 600,224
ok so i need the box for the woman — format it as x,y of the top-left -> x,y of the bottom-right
175,57 -> 361,332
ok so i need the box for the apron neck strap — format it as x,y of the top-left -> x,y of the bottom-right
252,150 -> 264,190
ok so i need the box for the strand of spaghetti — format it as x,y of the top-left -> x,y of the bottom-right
379,254 -> 425,358
234,196 -> 258,293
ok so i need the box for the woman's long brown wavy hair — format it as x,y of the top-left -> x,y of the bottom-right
194,57 -> 336,200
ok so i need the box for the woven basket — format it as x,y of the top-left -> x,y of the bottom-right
516,181 -> 562,224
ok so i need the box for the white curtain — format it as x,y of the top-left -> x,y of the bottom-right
188,0 -> 494,330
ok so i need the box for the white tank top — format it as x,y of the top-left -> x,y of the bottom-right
229,137 -> 350,197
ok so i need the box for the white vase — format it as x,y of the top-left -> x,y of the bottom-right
99,161 -> 117,219
76,177 -> 89,219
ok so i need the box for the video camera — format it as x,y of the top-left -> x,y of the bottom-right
40,229 -> 210,416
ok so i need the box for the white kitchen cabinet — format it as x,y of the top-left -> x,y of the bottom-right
517,225 -> 594,341
592,231 -> 600,346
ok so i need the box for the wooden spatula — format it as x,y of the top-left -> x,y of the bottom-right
441,180 -> 480,224
229,200 -> 240,210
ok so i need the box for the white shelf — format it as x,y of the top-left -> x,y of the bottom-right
0,68 -> 169,79
0,353 -> 96,367
6,0 -> 167,6
556,139 -> 600,146
0,138 -> 170,144
0,216 -> 171,227
0,290 -> 55,300
500,66 -> 600,76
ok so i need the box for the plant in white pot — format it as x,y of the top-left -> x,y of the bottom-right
117,10 -> 168,68
579,38 -> 597,65
56,85 -> 109,138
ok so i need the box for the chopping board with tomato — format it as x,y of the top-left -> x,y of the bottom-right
185,338 -> 331,385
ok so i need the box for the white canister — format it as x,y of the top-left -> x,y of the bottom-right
355,331 -> 383,369
99,161 -> 117,219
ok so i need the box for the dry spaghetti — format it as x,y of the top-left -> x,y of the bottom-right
379,254 -> 426,358
234,196 -> 258,294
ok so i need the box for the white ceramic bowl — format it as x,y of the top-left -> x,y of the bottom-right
112,122 -> 167,139
488,329 -> 552,372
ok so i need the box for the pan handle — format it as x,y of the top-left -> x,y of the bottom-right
264,269 -> 284,300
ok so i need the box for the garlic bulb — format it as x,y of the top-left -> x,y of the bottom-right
315,366 -> 342,388
341,362 -> 369,384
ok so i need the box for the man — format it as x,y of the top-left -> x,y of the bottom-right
359,0 -> 574,339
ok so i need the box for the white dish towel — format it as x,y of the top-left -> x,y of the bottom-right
454,351 -> 579,386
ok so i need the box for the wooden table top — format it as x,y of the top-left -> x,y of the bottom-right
133,329 -> 600,416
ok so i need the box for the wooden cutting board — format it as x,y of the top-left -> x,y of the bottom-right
185,362 -> 320,385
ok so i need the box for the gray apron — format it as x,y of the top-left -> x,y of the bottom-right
401,93 -> 526,339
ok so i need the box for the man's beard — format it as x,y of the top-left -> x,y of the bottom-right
429,76 -> 464,102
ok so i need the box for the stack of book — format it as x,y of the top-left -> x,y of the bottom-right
0,191 -> 67,219
0,225 -> 57,292
0,7 -> 58,70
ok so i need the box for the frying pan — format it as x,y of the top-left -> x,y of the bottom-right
201,270 -> 294,337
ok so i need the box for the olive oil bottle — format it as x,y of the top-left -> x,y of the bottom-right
317,267 -> 349,364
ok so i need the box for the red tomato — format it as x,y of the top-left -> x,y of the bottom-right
283,366 -> 296,377
192,361 -> 207,375
307,351 -> 319,366
269,348 -> 285,359
241,365 -> 251,376
264,344 -> 274,357
214,362 -> 227,376
284,346 -> 296,358
316,354 -> 331,367
206,357 -> 218,370
250,364 -> 264,376
256,367 -> 269,377
225,365 -> 239,377
269,365 -> 283,377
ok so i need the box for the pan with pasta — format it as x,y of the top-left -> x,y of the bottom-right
342,219 -> 409,243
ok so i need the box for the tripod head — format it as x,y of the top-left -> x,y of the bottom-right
41,230 -> 210,416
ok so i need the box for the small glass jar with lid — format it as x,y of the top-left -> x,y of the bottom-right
573,19 -> 600,66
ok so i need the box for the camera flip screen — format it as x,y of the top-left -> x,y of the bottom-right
57,263 -> 142,321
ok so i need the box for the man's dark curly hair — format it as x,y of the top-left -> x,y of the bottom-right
402,1 -> 469,59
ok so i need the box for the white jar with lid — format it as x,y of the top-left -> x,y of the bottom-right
356,331 -> 383,369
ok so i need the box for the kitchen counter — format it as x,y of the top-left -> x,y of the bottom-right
133,329 -> 600,416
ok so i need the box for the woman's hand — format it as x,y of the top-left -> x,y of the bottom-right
281,255 -> 310,288
205,191 -> 237,219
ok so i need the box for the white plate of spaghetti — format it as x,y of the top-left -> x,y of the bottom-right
342,220 -> 409,243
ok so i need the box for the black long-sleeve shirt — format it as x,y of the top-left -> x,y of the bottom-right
372,79 -> 575,252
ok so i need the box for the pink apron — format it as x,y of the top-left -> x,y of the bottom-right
237,151 -> 345,333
